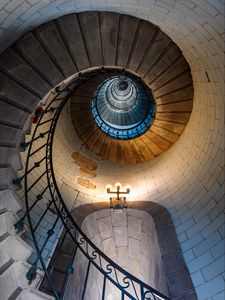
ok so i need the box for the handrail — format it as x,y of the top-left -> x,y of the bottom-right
16,67 -> 171,300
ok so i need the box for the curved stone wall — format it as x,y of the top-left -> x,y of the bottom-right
0,2 -> 224,300
65,208 -> 168,299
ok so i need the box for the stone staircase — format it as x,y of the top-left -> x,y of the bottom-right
0,11 -> 194,299
0,180 -> 54,299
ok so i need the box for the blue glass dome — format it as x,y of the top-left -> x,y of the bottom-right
91,76 -> 156,140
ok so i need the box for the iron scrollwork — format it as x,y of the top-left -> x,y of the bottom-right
21,68 -> 171,300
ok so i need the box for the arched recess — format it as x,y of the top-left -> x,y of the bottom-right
41,201 -> 197,300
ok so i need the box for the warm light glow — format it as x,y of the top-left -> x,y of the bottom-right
125,184 -> 131,192
105,184 -> 112,190
115,182 -> 121,188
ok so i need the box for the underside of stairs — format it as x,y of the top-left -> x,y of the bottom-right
0,11 -> 195,300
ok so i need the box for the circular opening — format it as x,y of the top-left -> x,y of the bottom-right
91,76 -> 156,140
118,80 -> 129,91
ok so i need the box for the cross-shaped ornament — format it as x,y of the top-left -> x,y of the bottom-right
106,183 -> 130,211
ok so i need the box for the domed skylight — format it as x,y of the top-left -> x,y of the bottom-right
91,76 -> 155,139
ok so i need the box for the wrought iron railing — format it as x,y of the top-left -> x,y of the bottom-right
14,67 -> 170,300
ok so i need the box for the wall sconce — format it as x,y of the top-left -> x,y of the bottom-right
106,183 -> 130,212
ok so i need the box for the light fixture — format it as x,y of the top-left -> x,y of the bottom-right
106,183 -> 130,212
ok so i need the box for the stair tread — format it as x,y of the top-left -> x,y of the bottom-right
78,12 -> 103,67
14,32 -> 64,87
35,21 -> 77,78
56,14 -> 90,71
116,14 -> 139,67
100,12 -> 120,66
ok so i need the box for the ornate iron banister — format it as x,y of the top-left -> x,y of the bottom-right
16,67 -> 171,300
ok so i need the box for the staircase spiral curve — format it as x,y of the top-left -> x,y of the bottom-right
0,11 -> 194,300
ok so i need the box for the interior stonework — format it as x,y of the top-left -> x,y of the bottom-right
64,208 -> 169,299
63,201 -> 196,299
0,2 -> 224,300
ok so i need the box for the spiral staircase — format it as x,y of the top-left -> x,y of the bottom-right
0,11 -> 198,300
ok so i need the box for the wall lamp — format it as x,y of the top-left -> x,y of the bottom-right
106,183 -> 130,212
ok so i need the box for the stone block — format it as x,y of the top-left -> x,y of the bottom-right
0,73 -> 39,112
191,271 -> 205,287
78,11 -> 102,67
193,231 -> 221,257
82,213 -> 99,239
116,247 -> 128,268
92,233 -> 102,250
74,204 -> 95,218
35,21 -> 77,78
128,257 -> 140,278
0,146 -> 23,170
0,189 -> 22,214
140,252 -> 149,278
202,256 -> 225,281
102,237 -> 116,258
98,216 -> 113,240
15,32 -> 64,87
0,168 -> 17,190
0,100 -> 29,129
56,13 -> 90,71
128,216 -> 142,240
0,124 -> 24,148
173,291 -> 198,300
211,239 -> 225,259
188,252 -> 214,273
96,209 -> 111,220
167,268 -> 195,297
113,226 -> 128,247
140,232 -> 150,257
0,236 -> 32,273
128,237 -> 141,260
196,275 -> 224,300
156,222 -> 175,240
17,288 -> 54,300
0,261 -> 43,300
100,12 -> 119,66
181,233 -> 204,252
158,233 -> 180,256
111,210 -> 127,226
0,212 -> 18,240
0,48 -> 50,97
162,251 -> 186,275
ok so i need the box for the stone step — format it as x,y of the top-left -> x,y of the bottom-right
78,11 -> 103,67
0,147 -> 23,170
116,14 -> 139,68
100,12 -> 119,66
14,32 -> 64,88
22,114 -> 33,135
0,124 -> 25,148
56,14 -> 90,71
0,211 -> 20,241
0,189 -> 23,214
0,236 -> 32,274
0,168 -> 18,191
138,31 -> 171,77
17,288 -> 54,300
0,72 -> 39,113
35,21 -> 77,79
0,261 -> 43,300
127,19 -> 157,72
0,48 -> 51,98
0,100 -> 29,129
